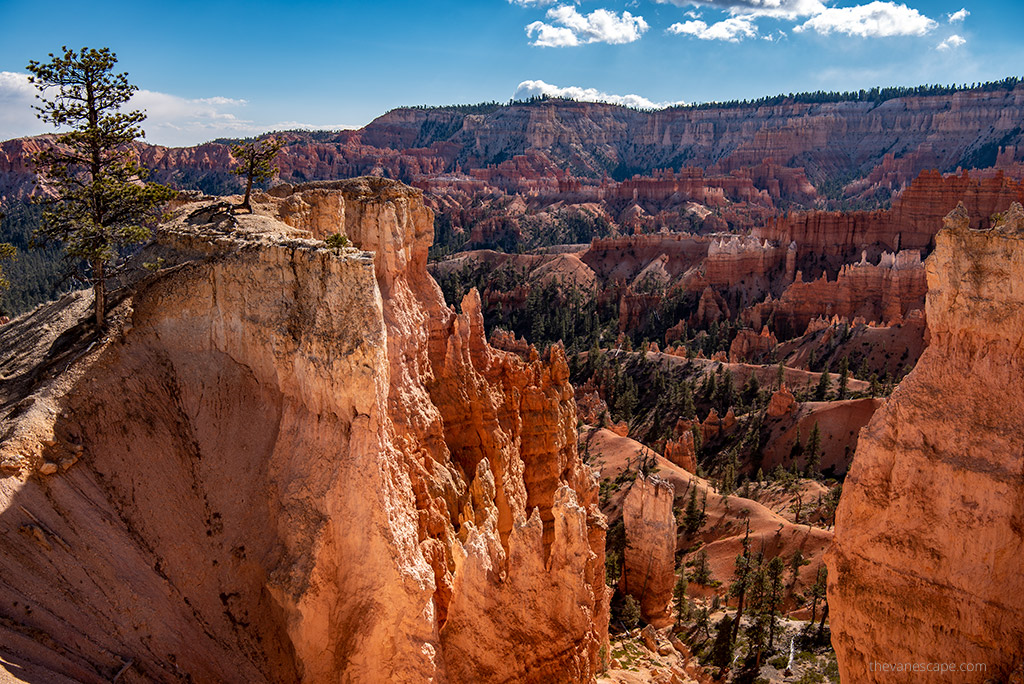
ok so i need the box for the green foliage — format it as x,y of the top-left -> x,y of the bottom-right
674,570 -> 690,622
683,485 -> 707,537
805,422 -> 822,478
814,367 -> 831,401
689,549 -> 712,585
605,520 -> 626,587
710,615 -> 735,670
621,595 -> 641,630
0,201 -> 70,316
230,136 -> 284,210
0,242 -> 15,291
27,46 -> 174,326
325,233 -> 351,249
837,356 -> 850,400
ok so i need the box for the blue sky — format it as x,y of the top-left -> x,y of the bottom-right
1,0 -> 1021,146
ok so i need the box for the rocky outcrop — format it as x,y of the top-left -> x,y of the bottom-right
621,474 -> 676,626
766,384 -> 797,417
729,326 -> 778,363
664,432 -> 697,473
827,203 -> 1024,682
745,249 -> 927,337
0,178 -> 607,683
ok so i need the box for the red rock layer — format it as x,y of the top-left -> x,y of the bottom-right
827,204 -> 1024,682
755,170 -> 1024,260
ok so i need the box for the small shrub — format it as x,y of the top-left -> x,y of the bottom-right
325,233 -> 351,249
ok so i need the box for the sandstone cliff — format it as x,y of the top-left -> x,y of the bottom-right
620,474 -> 676,626
827,203 -> 1024,682
0,178 -> 607,683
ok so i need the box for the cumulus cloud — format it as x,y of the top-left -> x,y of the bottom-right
947,7 -> 969,22
794,1 -> 937,37
936,34 -> 966,50
667,15 -> 758,41
0,71 -> 355,147
513,79 -> 685,109
526,6 -> 648,47
656,0 -> 825,19
508,0 -> 562,5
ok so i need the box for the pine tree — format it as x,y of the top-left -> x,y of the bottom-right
690,549 -> 712,585
26,46 -> 174,328
776,359 -> 786,389
621,595 -> 641,630
684,486 -> 704,536
730,519 -> 752,645
231,136 -> 284,212
681,381 -> 696,419
673,570 -> 690,623
838,356 -> 850,399
0,242 -> 15,292
814,366 -> 831,401
805,422 -> 822,478
710,614 -> 735,671
810,564 -> 828,626
765,556 -> 786,650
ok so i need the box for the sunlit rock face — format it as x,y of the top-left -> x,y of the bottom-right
827,203 -> 1024,683
0,178 -> 607,683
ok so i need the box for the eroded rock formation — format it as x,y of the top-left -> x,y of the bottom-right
827,203 -> 1024,682
621,474 -> 676,626
0,178 -> 607,683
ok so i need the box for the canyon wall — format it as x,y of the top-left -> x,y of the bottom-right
755,170 -> 1024,260
827,203 -> 1024,682
3,85 -> 1023,204
0,178 -> 607,683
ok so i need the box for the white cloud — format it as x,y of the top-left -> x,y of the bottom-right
0,71 -> 356,147
947,7 -> 969,22
526,6 -> 648,47
508,0 -> 562,5
513,79 -> 685,109
936,34 -> 966,50
794,1 -> 937,37
668,15 -> 758,41
656,0 -> 825,19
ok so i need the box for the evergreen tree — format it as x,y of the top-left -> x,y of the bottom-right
26,46 -> 174,328
765,556 -> 786,650
810,564 -> 828,626
683,485 -> 703,536
710,615 -> 735,671
744,560 -> 771,668
838,356 -> 850,399
729,519 -> 752,645
0,242 -> 15,292
805,422 -> 822,478
814,366 -> 831,401
621,595 -> 641,631
741,372 -> 760,407
690,549 -> 712,585
681,381 -> 696,419
776,359 -> 786,389
230,136 -> 284,212
673,570 -> 690,623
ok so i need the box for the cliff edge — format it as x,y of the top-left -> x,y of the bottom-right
827,202 -> 1024,682
0,178 -> 607,683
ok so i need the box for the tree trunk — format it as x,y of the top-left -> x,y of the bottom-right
242,171 -> 254,212
732,590 -> 745,645
93,259 -> 105,328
